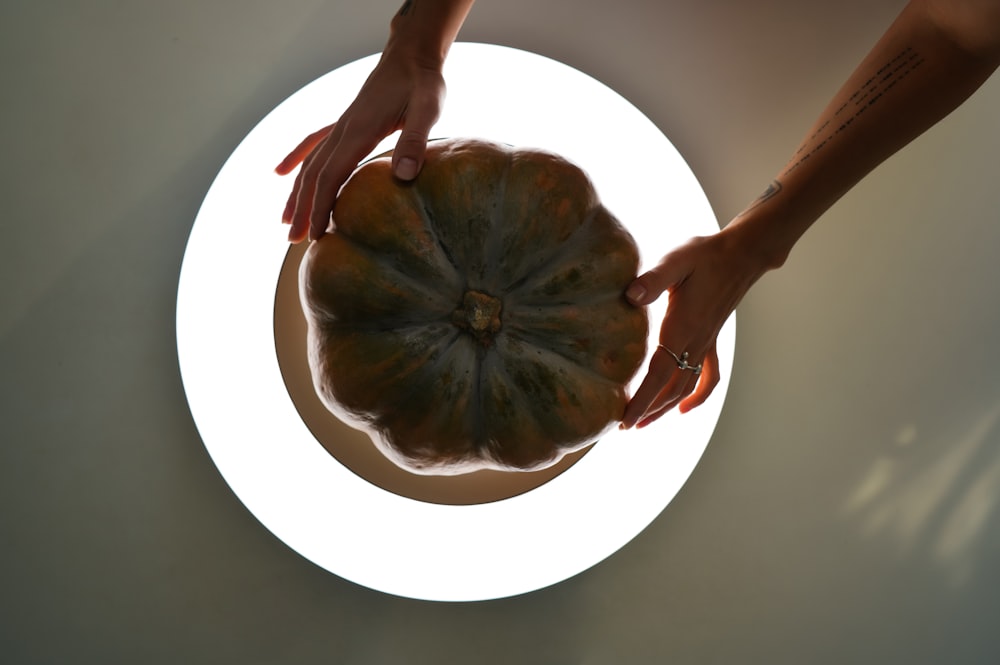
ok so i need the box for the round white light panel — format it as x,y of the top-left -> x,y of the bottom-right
176,43 -> 734,602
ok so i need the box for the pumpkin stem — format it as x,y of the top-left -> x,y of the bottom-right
452,290 -> 503,345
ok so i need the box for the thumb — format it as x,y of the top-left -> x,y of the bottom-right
625,249 -> 691,306
392,91 -> 443,181
392,131 -> 427,181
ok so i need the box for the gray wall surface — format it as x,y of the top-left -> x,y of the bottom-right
2,1 -> 999,663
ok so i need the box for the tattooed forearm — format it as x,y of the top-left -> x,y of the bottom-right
739,179 -> 783,217
785,47 -> 925,174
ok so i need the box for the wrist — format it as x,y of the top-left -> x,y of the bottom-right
721,189 -> 803,273
387,0 -> 472,70
386,22 -> 448,70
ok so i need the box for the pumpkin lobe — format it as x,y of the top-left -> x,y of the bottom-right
451,290 -> 502,346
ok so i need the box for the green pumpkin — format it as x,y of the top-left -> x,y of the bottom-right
300,138 -> 648,475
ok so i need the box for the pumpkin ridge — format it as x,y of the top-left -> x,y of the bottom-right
499,204 -> 602,295
474,340 -> 556,468
502,327 -> 630,388
371,336 -> 485,473
482,335 -> 618,467
332,156 -> 465,291
317,235 -> 460,329
480,145 -> 514,295
503,281 -> 633,311
369,323 -> 470,427
312,322 -> 459,422
407,175 -> 470,287
470,338 -> 491,458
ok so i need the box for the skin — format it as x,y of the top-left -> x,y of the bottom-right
277,0 -> 1000,430
276,0 -> 475,243
621,0 -> 1000,428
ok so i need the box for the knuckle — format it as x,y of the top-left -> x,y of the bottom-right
397,131 -> 430,149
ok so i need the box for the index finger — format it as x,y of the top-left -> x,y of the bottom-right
275,123 -> 336,175
620,345 -> 686,429
306,127 -> 388,241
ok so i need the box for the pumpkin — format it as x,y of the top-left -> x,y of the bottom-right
299,137 -> 648,475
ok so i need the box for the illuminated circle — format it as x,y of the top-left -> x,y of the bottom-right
176,43 -> 734,601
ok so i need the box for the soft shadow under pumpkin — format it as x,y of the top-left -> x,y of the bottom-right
274,240 -> 591,506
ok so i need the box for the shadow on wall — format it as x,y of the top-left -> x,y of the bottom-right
841,396 -> 1000,588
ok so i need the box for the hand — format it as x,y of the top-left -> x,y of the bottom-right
275,46 -> 446,243
620,229 -> 767,429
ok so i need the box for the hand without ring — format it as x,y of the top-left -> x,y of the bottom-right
657,345 -> 703,376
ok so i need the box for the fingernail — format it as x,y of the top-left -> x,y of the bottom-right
626,283 -> 646,304
395,157 -> 418,180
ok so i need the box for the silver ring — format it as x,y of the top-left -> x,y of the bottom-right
658,345 -> 703,376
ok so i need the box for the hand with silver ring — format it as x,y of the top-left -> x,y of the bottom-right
620,228 -> 772,430
616,0 -> 1000,429
658,345 -> 703,376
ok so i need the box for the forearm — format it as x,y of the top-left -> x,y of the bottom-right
386,0 -> 475,68
725,0 -> 1000,270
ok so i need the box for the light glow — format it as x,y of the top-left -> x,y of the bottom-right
176,43 -> 734,601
